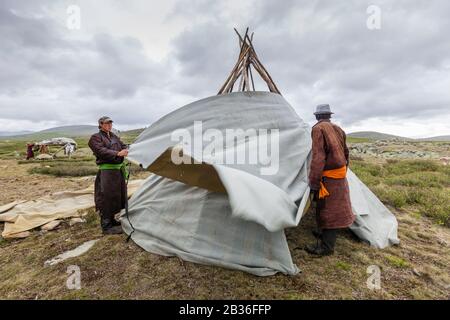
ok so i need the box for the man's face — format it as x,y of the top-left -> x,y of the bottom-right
100,121 -> 113,132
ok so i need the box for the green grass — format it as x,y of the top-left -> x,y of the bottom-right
29,162 -> 98,177
18,158 -> 94,164
28,160 -> 144,177
0,131 -> 140,160
335,261 -> 351,271
351,159 -> 450,226
0,140 -> 26,159
347,137 -> 372,143
386,255 -> 409,268
84,208 -> 100,227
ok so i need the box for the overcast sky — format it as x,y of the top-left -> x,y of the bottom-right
1,0 -> 449,138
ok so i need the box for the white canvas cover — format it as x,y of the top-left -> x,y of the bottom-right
36,137 -> 77,146
122,91 -> 399,276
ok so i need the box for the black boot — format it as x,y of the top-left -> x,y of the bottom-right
111,218 -> 121,227
101,215 -> 123,235
103,225 -> 123,235
321,229 -> 338,253
312,229 -> 322,239
305,241 -> 333,256
305,229 -> 337,256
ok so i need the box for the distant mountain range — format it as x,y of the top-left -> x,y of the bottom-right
0,130 -> 34,137
0,126 -> 448,142
419,135 -> 450,142
348,131 -> 450,142
0,125 -> 121,140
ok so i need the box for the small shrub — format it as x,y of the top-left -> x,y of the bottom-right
84,208 -> 99,227
385,173 -> 448,188
371,185 -> 407,208
418,189 -> 450,226
386,255 -> 409,268
350,160 -> 384,178
385,160 -> 439,175
386,159 -> 399,164
335,261 -> 351,271
18,158 -> 94,165
29,163 -> 98,177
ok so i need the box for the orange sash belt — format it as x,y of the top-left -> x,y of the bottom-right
318,166 -> 347,199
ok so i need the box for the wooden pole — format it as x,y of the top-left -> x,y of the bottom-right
218,28 -> 281,95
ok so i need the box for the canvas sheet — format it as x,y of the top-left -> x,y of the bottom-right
121,92 -> 399,275
0,179 -> 144,238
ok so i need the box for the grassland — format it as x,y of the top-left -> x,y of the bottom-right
0,137 -> 449,299
351,159 -> 450,226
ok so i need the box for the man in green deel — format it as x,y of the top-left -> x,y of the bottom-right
88,116 -> 129,235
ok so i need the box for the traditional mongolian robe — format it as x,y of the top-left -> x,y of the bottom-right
308,119 -> 355,229
88,130 -> 127,226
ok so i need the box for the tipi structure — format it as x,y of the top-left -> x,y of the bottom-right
218,28 -> 281,94
122,29 -> 399,276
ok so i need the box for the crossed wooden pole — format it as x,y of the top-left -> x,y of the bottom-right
218,28 -> 281,95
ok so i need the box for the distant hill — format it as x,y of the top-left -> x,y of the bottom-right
348,131 -> 450,142
121,128 -> 145,136
0,130 -> 34,137
0,125 -> 102,141
38,125 -> 99,136
418,135 -> 450,142
0,125 -> 146,142
348,131 -> 412,141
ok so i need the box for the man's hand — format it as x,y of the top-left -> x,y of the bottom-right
117,149 -> 128,157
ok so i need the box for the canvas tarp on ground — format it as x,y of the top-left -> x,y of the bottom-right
0,180 -> 144,238
122,91 -> 399,276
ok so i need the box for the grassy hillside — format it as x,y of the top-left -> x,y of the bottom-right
419,135 -> 450,142
348,131 -> 411,141
0,129 -> 143,160
0,157 -> 449,299
38,125 -> 99,135
0,125 -> 144,142
1,125 -> 98,141
348,131 -> 450,142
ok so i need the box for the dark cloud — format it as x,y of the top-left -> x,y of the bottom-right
0,0 -> 449,136
169,0 -> 450,127
0,5 -> 164,99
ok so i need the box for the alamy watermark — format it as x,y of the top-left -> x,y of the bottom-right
366,5 -> 381,30
66,265 -> 81,290
67,5 -> 81,30
366,265 -> 381,290
170,121 -> 280,175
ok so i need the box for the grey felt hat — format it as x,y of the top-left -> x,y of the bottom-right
98,116 -> 113,124
314,104 -> 334,115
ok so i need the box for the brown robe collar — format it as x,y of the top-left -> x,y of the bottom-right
313,119 -> 331,128
99,129 -> 112,140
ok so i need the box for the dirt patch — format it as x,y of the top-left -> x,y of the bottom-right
0,160 -> 149,206
1,204 -> 449,299
0,160 -> 93,205
0,155 -> 449,299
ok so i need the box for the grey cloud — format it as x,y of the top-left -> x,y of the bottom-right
0,0 -> 450,135
168,0 -> 450,126
0,3 -> 166,100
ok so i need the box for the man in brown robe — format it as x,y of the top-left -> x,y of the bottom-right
306,104 -> 355,256
88,116 -> 128,235
26,143 -> 35,160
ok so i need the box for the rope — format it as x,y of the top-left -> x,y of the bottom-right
124,161 -> 136,242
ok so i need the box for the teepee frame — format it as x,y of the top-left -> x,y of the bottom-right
218,28 -> 281,95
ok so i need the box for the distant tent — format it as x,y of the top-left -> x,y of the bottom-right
35,137 -> 77,148
122,29 -> 399,276
35,137 -> 78,158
